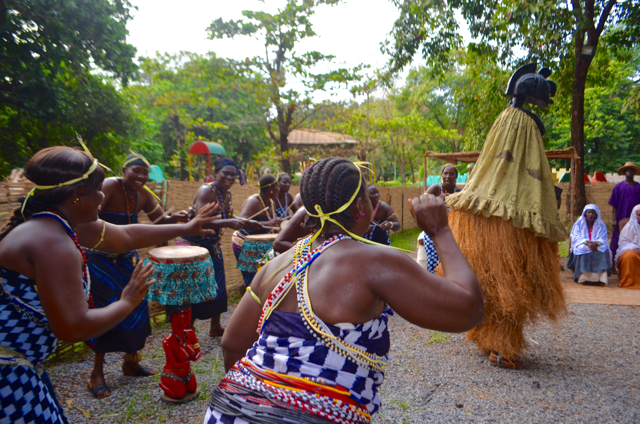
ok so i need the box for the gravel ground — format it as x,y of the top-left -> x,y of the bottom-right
47,303 -> 640,423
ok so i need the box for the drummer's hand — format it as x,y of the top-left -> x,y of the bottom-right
121,262 -> 155,307
173,210 -> 189,223
186,202 -> 220,235
226,219 -> 245,230
242,219 -> 263,231
409,194 -> 449,238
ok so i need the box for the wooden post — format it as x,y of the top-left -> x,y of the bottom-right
423,154 -> 427,190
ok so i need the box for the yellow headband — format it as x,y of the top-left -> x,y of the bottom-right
259,179 -> 278,189
21,159 -> 99,218
123,151 -> 151,168
304,164 -> 411,252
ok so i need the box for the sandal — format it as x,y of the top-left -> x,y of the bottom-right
132,366 -> 156,377
489,352 -> 523,369
87,380 -> 111,399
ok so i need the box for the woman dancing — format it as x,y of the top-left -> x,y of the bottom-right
363,184 -> 400,246
170,158 -> 261,337
232,174 -> 282,287
83,153 -> 189,399
0,147 -> 217,423
204,157 -> 483,423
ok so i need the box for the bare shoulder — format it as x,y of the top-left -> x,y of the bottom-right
379,201 -> 395,214
426,184 -> 441,195
102,177 -> 120,192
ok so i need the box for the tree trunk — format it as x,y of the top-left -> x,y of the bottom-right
571,55 -> 592,216
279,133 -> 291,175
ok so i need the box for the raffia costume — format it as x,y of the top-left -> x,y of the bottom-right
441,97 -> 568,360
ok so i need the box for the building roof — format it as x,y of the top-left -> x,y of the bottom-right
288,129 -> 357,146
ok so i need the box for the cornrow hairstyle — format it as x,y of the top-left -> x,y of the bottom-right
277,173 -> 290,182
258,174 -> 277,193
0,147 -> 105,242
300,157 -> 366,234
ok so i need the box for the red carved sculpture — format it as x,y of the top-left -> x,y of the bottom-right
159,308 -> 201,400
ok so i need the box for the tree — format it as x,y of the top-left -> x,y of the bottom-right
385,0 -> 640,214
0,0 -> 138,175
208,0 -> 362,174
127,53 -> 269,179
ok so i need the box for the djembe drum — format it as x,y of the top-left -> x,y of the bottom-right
237,234 -> 277,274
144,246 -> 217,306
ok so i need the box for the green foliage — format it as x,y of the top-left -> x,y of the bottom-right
0,0 -> 139,176
544,45 -> 640,173
126,53 -> 269,179
208,0 -> 363,173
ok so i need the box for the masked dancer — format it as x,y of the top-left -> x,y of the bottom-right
442,64 -> 568,368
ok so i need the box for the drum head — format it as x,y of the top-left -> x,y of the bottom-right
245,234 -> 278,242
148,246 -> 210,263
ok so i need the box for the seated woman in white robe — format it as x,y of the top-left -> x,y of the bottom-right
615,204 -> 640,290
567,204 -> 611,285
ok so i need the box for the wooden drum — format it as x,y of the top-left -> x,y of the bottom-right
144,246 -> 218,306
237,234 -> 277,274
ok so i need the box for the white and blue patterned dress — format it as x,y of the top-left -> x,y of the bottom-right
204,237 -> 391,423
0,268 -> 69,424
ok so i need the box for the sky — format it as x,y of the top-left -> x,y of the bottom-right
126,0 -> 405,102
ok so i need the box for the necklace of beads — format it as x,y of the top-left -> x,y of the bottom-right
257,235 -> 388,371
211,182 -> 232,236
33,211 -> 93,307
257,194 -> 273,220
257,235 -> 340,332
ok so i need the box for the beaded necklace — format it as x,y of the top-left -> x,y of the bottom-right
171,330 -> 187,345
211,182 -> 232,236
120,179 -> 138,225
32,211 -> 93,308
257,235 -> 389,371
257,194 -> 273,220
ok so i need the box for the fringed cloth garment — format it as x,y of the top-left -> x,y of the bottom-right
615,205 -> 640,289
83,211 -> 151,354
205,236 -> 391,423
442,108 -> 568,360
275,195 -> 290,219
1,212 -> 91,424
567,204 -> 611,284
168,183 -> 232,320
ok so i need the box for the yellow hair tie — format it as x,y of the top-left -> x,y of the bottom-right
123,150 -> 151,168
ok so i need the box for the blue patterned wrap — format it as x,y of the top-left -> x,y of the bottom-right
0,268 -> 69,424
143,255 -> 217,306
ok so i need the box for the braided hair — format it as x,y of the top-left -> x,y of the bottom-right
0,147 -> 105,242
300,157 -> 366,234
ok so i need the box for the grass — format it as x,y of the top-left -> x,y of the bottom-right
390,227 -> 422,251
558,240 -> 570,258
426,331 -> 452,344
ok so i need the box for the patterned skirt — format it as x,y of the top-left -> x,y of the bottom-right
84,249 -> 151,353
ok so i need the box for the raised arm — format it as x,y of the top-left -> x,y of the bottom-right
366,194 -> 483,332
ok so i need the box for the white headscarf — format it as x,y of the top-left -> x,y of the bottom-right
570,204 -> 609,256
615,204 -> 640,262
